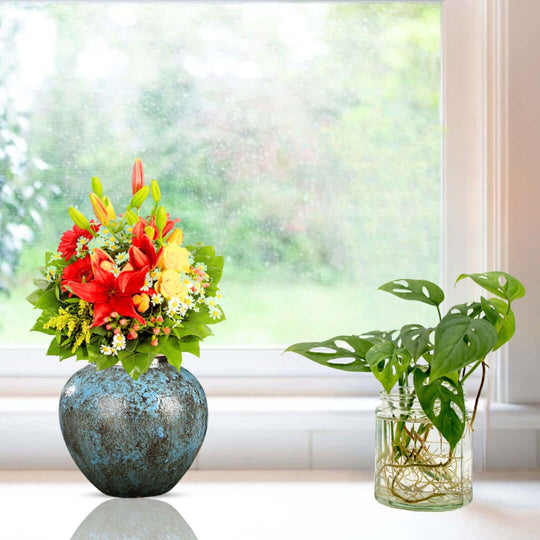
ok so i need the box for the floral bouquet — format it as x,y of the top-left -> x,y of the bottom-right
27,160 -> 225,379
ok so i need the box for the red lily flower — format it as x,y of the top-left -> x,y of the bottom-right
65,248 -> 148,327
129,221 -> 163,270
58,224 -> 96,260
135,214 -> 180,241
61,255 -> 93,294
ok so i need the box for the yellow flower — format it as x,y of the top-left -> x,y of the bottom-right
155,269 -> 188,300
166,228 -> 184,246
160,244 -> 191,273
132,293 -> 151,313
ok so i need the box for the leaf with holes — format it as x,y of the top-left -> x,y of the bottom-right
447,301 -> 483,319
431,314 -> 498,381
413,367 -> 466,450
456,271 -> 525,302
285,335 -> 373,372
361,329 -> 399,345
480,297 -> 516,351
365,341 -> 411,393
378,279 -> 445,307
399,324 -> 432,360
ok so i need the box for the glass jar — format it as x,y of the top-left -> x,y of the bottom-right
374,388 -> 472,511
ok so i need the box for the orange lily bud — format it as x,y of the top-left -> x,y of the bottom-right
89,193 -> 110,225
167,228 -> 184,246
132,158 -> 144,195
132,293 -> 150,313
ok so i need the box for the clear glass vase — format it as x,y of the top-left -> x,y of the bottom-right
374,388 -> 472,511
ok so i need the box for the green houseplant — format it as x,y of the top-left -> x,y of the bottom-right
286,273 -> 525,511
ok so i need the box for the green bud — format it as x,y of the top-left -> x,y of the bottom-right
68,207 -> 91,231
151,179 -> 161,203
125,209 -> 138,226
129,185 -> 150,209
155,205 -> 167,232
91,176 -> 103,197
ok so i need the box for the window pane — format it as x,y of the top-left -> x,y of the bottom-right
0,2 -> 441,346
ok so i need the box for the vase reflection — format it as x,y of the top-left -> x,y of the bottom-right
71,499 -> 198,540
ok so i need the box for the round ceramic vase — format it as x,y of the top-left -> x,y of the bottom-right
59,357 -> 207,498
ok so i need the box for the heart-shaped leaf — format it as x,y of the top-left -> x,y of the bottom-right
413,367 -> 466,450
120,352 -> 154,380
285,335 -> 373,372
378,279 -> 445,307
431,314 -> 498,380
399,324 -> 432,360
456,271 -> 525,302
480,297 -> 516,351
366,341 -> 411,393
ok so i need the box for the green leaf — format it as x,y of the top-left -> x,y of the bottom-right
46,339 -> 60,356
413,367 -> 466,450
456,271 -> 525,302
480,296 -> 499,325
35,288 -> 59,312
160,335 -> 183,370
181,339 -> 200,358
285,335 -> 373,372
378,278 -> 445,307
361,330 -> 399,344
399,324 -> 432,360
365,341 -> 411,393
447,301 -> 483,319
26,289 -> 44,306
481,297 -> 516,351
175,319 -> 213,340
121,352 -> 153,380
33,278 -> 49,290
431,314 -> 498,381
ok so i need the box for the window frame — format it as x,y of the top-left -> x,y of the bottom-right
0,0 -> 506,399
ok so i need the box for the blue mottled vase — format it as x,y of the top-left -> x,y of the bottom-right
59,357 -> 207,498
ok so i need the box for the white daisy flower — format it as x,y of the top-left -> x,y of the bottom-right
167,297 -> 182,315
208,307 -> 222,320
141,272 -> 154,291
215,290 -> 225,300
115,252 -> 129,265
45,266 -> 57,283
182,296 -> 195,310
48,252 -> 63,262
180,273 -> 193,288
75,236 -> 89,257
111,265 -> 121,277
195,262 -> 207,272
205,296 -> 218,308
100,344 -> 117,356
112,334 -> 126,351
151,293 -> 164,306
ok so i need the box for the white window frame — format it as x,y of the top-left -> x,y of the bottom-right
0,0 -> 526,403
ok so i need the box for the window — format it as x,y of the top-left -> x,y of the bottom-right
0,1 -> 489,394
